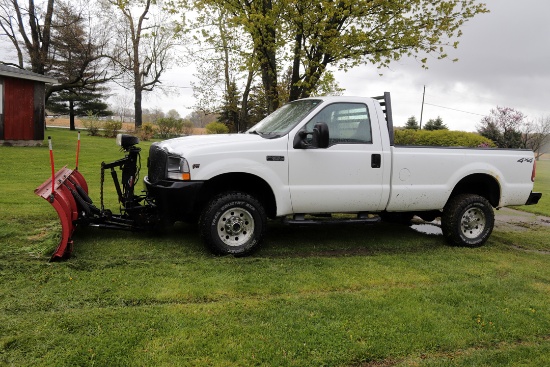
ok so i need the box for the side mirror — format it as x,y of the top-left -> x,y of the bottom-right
293,122 -> 330,149
311,122 -> 329,149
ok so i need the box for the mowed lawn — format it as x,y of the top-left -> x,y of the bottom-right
1,129 -> 549,367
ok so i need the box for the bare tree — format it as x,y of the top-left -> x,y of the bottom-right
186,4 -> 256,131
523,116 -> 550,160
166,108 -> 180,119
112,92 -> 134,123
1,0 -> 116,106
0,0 -> 55,73
0,0 -> 25,67
105,0 -> 177,129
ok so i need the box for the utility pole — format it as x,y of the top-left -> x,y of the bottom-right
420,85 -> 426,130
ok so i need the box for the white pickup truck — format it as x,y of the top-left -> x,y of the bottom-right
145,93 -> 541,255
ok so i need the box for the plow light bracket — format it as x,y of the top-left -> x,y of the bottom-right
116,134 -> 140,150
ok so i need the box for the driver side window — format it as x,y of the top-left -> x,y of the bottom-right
304,103 -> 372,145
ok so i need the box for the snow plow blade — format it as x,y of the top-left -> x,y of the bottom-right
34,166 -> 89,261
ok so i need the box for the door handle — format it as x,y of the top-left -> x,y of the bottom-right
371,154 -> 381,168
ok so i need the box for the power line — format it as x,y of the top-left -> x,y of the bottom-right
164,85 -> 193,89
424,102 -> 487,117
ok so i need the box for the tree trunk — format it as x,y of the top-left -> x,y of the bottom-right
134,87 -> 142,129
259,46 -> 278,113
289,32 -> 303,102
258,0 -> 278,113
69,99 -> 75,131
239,68 -> 254,131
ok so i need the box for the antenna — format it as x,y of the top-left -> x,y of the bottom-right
48,136 -> 55,201
75,131 -> 81,170
420,85 -> 426,129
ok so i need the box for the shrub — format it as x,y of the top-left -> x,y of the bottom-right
137,123 -> 156,141
157,117 -> 183,138
103,120 -> 123,138
394,129 -> 496,147
83,112 -> 102,136
205,121 -> 230,134
181,120 -> 194,135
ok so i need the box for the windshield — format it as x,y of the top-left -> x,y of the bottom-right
247,99 -> 321,138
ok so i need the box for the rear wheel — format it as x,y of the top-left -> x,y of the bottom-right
442,194 -> 494,247
199,192 -> 267,256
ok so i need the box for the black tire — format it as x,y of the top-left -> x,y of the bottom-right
442,194 -> 494,247
199,192 -> 267,256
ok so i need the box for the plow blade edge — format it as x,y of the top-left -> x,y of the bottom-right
34,166 -> 89,261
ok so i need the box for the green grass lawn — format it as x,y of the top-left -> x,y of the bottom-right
515,159 -> 550,216
1,130 -> 549,366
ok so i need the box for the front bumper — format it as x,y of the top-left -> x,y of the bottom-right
144,176 -> 204,221
525,191 -> 542,205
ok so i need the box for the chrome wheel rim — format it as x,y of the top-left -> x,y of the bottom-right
460,207 -> 486,239
217,207 -> 254,247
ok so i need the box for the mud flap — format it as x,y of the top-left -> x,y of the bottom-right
34,166 -> 89,261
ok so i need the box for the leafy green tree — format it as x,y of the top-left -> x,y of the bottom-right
177,0 -> 488,115
404,116 -> 419,130
43,2 -> 113,129
218,81 -> 241,132
47,88 -> 111,124
424,116 -> 448,131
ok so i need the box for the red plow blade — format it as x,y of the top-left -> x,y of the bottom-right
34,166 -> 89,261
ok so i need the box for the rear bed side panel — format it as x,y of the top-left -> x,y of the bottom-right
386,147 -> 535,211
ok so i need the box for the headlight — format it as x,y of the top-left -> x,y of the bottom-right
167,156 -> 191,180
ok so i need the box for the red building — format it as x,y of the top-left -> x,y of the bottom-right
0,65 -> 57,146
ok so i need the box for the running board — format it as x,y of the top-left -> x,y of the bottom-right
283,214 -> 380,226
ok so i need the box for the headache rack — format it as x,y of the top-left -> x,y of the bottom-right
372,92 -> 395,146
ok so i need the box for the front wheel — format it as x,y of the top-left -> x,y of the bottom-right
442,194 -> 494,247
199,192 -> 267,256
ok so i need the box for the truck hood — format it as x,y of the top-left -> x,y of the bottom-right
154,133 -> 268,156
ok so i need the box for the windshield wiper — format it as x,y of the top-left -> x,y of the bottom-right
248,130 -> 270,138
248,130 -> 282,139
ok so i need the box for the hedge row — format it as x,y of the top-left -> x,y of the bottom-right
394,129 -> 496,147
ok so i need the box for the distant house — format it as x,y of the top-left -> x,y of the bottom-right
0,64 -> 57,146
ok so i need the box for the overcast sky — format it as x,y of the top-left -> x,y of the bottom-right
333,0 -> 550,131
2,0 -> 547,132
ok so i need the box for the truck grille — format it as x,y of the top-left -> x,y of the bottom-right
147,143 -> 168,183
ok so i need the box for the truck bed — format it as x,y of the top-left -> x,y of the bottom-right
385,146 -> 535,211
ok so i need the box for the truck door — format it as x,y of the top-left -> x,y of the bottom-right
287,102 -> 386,213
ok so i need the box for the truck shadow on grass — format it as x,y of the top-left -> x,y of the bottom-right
68,207 -> 550,261
258,220 -> 446,258
68,219 -> 446,262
